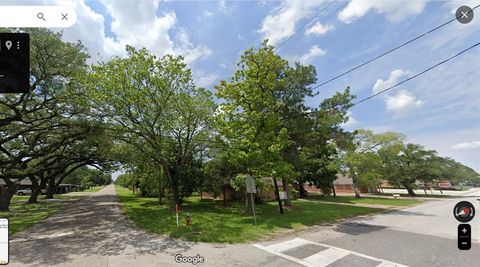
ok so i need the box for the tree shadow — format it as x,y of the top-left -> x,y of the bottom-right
9,192 -> 192,266
334,222 -> 387,235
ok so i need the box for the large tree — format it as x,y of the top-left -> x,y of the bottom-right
85,46 -> 215,207
342,130 -> 405,198
214,41 -> 316,198
0,28 -> 89,210
296,89 -> 355,197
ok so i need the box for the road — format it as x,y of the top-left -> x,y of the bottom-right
8,185 -> 480,266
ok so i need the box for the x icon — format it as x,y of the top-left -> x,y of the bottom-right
61,13 -> 69,20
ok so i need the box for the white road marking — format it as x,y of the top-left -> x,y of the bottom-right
254,237 -> 409,267
303,247 -> 349,266
265,237 -> 312,252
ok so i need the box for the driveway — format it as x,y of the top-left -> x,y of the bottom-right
9,185 -> 480,266
8,185 -> 293,267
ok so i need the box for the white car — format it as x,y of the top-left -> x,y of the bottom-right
16,188 -> 32,195
16,188 -> 48,195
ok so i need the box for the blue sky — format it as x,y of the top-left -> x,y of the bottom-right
9,0 -> 479,172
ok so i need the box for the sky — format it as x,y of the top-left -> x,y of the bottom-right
5,0 -> 479,174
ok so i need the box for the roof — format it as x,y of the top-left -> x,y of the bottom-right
333,174 -> 353,185
0,178 -> 32,186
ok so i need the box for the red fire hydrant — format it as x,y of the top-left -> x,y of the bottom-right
185,213 -> 191,226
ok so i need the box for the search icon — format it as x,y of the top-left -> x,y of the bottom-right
37,12 -> 46,21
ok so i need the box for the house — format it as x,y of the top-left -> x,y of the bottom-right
201,178 -> 291,202
0,178 -> 79,194
0,178 -> 32,191
303,174 -> 369,194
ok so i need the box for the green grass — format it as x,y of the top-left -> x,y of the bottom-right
0,195 -> 69,236
307,194 -> 423,206
83,186 -> 104,193
115,186 -> 384,243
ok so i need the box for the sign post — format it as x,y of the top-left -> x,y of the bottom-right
175,204 -> 179,227
245,175 -> 257,225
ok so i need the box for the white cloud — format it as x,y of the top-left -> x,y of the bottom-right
194,71 -> 218,88
385,90 -> 424,117
372,69 -> 409,94
218,0 -> 229,14
410,128 -> 480,172
297,45 -> 327,64
259,0 -> 326,45
451,141 -> 480,150
341,111 -> 358,128
305,22 -> 334,36
57,0 -> 211,64
338,0 -> 428,24
204,10 -> 214,17
174,29 -> 212,64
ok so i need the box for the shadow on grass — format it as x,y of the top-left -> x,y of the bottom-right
9,190 -> 192,266
116,187 -> 385,244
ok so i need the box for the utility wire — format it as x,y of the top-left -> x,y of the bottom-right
352,41 -> 480,106
283,41 -> 480,119
155,42 -> 480,147
274,1 -> 335,52
310,4 -> 480,91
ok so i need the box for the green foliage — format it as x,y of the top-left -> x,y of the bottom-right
341,130 -> 405,190
63,166 -> 112,189
85,46 -> 216,205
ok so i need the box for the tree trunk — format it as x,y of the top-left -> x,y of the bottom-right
406,187 -> 416,197
171,178 -> 180,208
45,177 -> 56,199
222,186 -> 226,206
331,181 -> 336,197
28,177 -> 40,204
281,178 -> 291,206
0,182 -> 17,211
351,174 -> 361,199
158,183 -> 163,204
298,183 -> 308,198
29,178 -> 47,204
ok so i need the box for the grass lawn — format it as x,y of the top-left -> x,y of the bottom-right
83,186 -> 105,193
0,195 -> 77,236
116,186 -> 384,243
307,194 -> 423,206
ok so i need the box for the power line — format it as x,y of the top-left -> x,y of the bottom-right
274,1 -> 335,52
352,41 -> 480,106
144,42 -> 480,147
311,4 -> 480,91
284,41 -> 480,119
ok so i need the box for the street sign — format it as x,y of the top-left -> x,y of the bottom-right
246,175 -> 256,193
279,191 -> 287,200
245,175 -> 257,225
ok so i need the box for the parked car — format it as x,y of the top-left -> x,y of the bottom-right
16,188 -> 32,195
16,188 -> 47,195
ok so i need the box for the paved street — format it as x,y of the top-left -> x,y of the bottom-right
8,185 -> 480,266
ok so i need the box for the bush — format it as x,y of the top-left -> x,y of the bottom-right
290,189 -> 298,200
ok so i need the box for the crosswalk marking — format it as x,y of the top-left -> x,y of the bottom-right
265,238 -> 313,253
254,238 -> 409,267
303,247 -> 350,266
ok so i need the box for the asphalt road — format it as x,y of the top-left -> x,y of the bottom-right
7,185 -> 480,267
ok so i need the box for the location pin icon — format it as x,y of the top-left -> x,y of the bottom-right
5,41 -> 12,50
